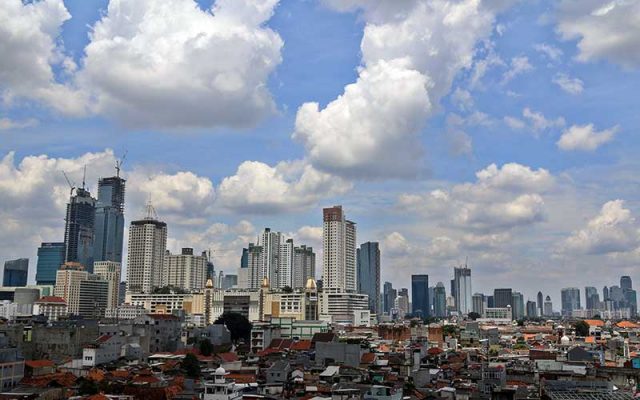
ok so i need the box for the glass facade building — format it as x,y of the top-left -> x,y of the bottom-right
94,176 -> 126,264
36,242 -> 65,285
3,258 -> 28,287
357,242 -> 380,314
64,187 -> 96,272
411,275 -> 429,318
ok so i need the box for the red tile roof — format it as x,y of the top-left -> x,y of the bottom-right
217,352 -> 238,362
25,360 -> 55,368
290,340 -> 312,351
35,296 -> 66,304
360,353 -> 376,364
147,314 -> 180,320
96,334 -> 113,343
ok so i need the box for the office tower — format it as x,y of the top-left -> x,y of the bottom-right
3,258 -> 28,287
358,242 -> 381,314
292,245 -> 315,290
434,282 -> 447,317
543,296 -> 553,316
609,285 -> 625,308
78,275 -> 109,319
223,274 -> 238,289
247,243 -> 263,289
450,279 -> 456,305
626,290 -> 638,317
487,295 -> 495,308
383,281 -> 395,314
94,261 -> 121,311
512,292 -> 525,320
585,286 -> 599,310
36,242 -> 65,285
603,286 -> 609,301
453,266 -> 472,314
323,206 -> 357,291
526,300 -> 537,317
126,206 -> 167,294
411,275 -> 429,318
54,262 -> 89,315
240,248 -> 248,270
163,248 -> 207,291
537,291 -> 544,316
472,293 -> 484,316
621,276 -> 632,291
494,288 -> 513,308
93,175 -> 126,264
238,249 -> 249,289
395,291 -> 409,319
64,186 -> 96,272
428,287 -> 435,315
561,287 -> 581,316
277,238 -> 294,288
247,228 -> 284,288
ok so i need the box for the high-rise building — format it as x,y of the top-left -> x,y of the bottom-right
36,242 -> 65,285
163,248 -> 207,291
358,242 -> 381,314
494,288 -> 513,308
78,275 -> 109,319
93,175 -> 126,264
411,275 -> 429,318
453,266 -> 472,314
292,245 -> 315,290
512,292 -> 525,320
94,261 -> 121,311
487,295 -> 495,308
247,243 -> 263,289
603,286 -> 609,301
472,293 -> 485,316
238,249 -> 249,289
64,187 -> 96,272
526,300 -> 537,317
383,281 -> 396,314
434,282 -> 447,317
561,287 -> 581,316
54,262 -> 89,315
395,291 -> 409,319
543,295 -> 553,316
537,291 -> 544,316
621,276 -> 632,291
3,258 -> 28,287
621,277 -> 637,317
323,206 -> 356,292
126,206 -> 167,294
277,238 -> 294,288
585,286 -> 599,310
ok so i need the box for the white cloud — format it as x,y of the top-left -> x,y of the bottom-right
0,118 -> 38,130
534,43 -> 564,61
398,163 -> 553,232
451,88 -> 474,111
79,0 -> 283,128
504,116 -> 525,130
217,160 -> 352,213
0,0 -> 85,115
502,56 -> 533,84
556,0 -> 640,68
448,129 -> 473,156
522,107 -> 566,134
557,124 -> 618,151
552,73 -> 584,94
295,0 -> 509,179
562,200 -> 640,255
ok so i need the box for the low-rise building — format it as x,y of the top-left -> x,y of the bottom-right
33,296 -> 67,321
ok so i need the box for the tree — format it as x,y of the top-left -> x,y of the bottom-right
182,353 -> 201,378
215,312 -> 252,343
78,379 -> 99,395
199,338 -> 214,356
468,312 -> 480,321
282,286 -> 293,293
574,320 -> 590,337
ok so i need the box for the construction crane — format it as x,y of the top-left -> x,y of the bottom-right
62,171 -> 76,197
115,150 -> 127,178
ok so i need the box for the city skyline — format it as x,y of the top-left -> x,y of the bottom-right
1,0 -> 640,304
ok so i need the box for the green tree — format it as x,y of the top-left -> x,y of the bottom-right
182,353 -> 201,378
199,338 -> 214,356
215,312 -> 252,343
574,320 -> 590,337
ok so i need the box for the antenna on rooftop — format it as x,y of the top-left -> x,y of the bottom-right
81,165 -> 87,190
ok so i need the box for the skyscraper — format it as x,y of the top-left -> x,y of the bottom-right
603,286 -> 609,301
323,206 -> 357,292
36,242 -> 65,285
292,245 -> 315,290
537,291 -> 544,316
621,276 -> 637,317
494,288 -> 513,308
543,295 -> 553,316
93,175 -> 126,264
358,242 -> 381,314
621,276 -> 632,291
472,293 -> 485,316
434,282 -> 447,317
163,248 -> 207,291
411,275 -> 429,318
247,243 -> 263,289
512,292 -> 525,320
94,261 -> 121,311
453,266 -> 472,314
383,281 -> 395,314
64,187 -> 96,272
3,258 -> 28,287
126,206 -> 167,294
526,300 -> 537,317
585,286 -> 599,310
561,287 -> 581,316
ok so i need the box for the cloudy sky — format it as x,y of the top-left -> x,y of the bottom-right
1,0 -> 639,307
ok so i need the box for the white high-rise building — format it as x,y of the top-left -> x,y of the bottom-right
126,207 -> 167,294
247,244 -> 263,289
323,206 -> 357,291
94,261 -> 121,311
54,262 -> 89,315
260,228 -> 283,288
163,248 -> 207,291
454,266 -> 472,315
277,239 -> 294,288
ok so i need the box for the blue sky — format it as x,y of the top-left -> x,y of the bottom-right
1,0 -> 640,307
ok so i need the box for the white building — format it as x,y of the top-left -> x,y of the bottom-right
318,288 -> 369,324
322,206 -> 356,291
105,304 -> 147,320
277,239 -> 294,288
82,334 -> 126,367
94,261 -> 121,310
454,266 -> 472,315
163,248 -> 207,291
33,296 -> 67,321
126,208 -> 167,294
125,292 -> 193,314
54,262 -> 89,315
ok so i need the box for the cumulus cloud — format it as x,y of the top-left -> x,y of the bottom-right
505,108 -> 565,134
294,0 -> 509,179
534,43 -> 563,62
552,73 -> 584,94
557,124 -> 618,151
556,0 -> 640,68
562,200 -> 640,255
502,56 -> 533,84
79,0 -> 283,128
0,0 -> 85,115
217,160 -> 352,213
398,163 -> 554,232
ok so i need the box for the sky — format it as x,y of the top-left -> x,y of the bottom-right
1,0 -> 640,309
